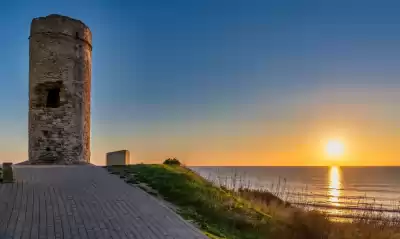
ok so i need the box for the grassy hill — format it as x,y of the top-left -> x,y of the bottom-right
106,164 -> 400,239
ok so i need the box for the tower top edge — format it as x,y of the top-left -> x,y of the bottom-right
30,14 -> 92,44
32,14 -> 91,31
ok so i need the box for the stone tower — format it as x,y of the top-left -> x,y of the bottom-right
28,14 -> 92,164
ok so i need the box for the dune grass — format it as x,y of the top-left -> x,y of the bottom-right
106,164 -> 400,239
107,164 -> 283,239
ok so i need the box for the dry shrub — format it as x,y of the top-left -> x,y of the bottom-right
202,170 -> 400,239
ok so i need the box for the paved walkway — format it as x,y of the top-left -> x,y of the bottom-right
0,165 -> 208,239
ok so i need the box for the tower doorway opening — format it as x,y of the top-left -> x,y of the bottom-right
46,87 -> 60,108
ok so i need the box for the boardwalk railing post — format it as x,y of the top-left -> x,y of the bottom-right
2,162 -> 14,183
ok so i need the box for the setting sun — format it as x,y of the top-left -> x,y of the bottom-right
325,140 -> 344,158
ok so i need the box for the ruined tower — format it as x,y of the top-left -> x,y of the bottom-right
28,14 -> 92,164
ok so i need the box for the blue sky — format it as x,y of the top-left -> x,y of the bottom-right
1,0 -> 399,165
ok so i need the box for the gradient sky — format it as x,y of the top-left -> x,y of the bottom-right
1,0 -> 399,166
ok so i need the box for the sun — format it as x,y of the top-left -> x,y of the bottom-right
325,140 -> 344,157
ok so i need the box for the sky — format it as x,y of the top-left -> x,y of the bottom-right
0,0 -> 399,166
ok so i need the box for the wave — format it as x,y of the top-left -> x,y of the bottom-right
291,202 -> 400,213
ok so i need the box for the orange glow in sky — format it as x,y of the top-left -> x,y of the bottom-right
0,3 -> 399,167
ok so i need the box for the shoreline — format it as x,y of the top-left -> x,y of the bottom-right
106,164 -> 400,239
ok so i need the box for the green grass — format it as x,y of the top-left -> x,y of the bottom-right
107,164 -> 282,239
106,164 -> 400,239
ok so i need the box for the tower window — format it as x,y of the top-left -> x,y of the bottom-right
46,87 -> 60,108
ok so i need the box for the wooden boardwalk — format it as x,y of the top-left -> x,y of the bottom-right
0,165 -> 208,239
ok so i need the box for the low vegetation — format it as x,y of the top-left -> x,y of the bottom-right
106,163 -> 400,239
163,157 -> 182,166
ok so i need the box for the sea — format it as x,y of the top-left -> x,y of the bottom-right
190,166 -> 400,220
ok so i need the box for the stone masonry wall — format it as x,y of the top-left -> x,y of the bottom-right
28,14 -> 92,164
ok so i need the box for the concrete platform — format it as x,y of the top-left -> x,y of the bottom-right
0,165 -> 208,239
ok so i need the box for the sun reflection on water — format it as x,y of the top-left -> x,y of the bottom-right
329,166 -> 342,207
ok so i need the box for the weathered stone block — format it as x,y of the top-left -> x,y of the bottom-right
2,162 -> 14,183
106,150 -> 130,166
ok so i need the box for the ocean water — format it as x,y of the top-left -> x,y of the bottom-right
190,166 -> 400,219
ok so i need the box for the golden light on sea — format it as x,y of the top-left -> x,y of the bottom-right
328,166 -> 342,207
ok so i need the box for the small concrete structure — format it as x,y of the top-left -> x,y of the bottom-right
106,150 -> 130,166
2,162 -> 14,183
